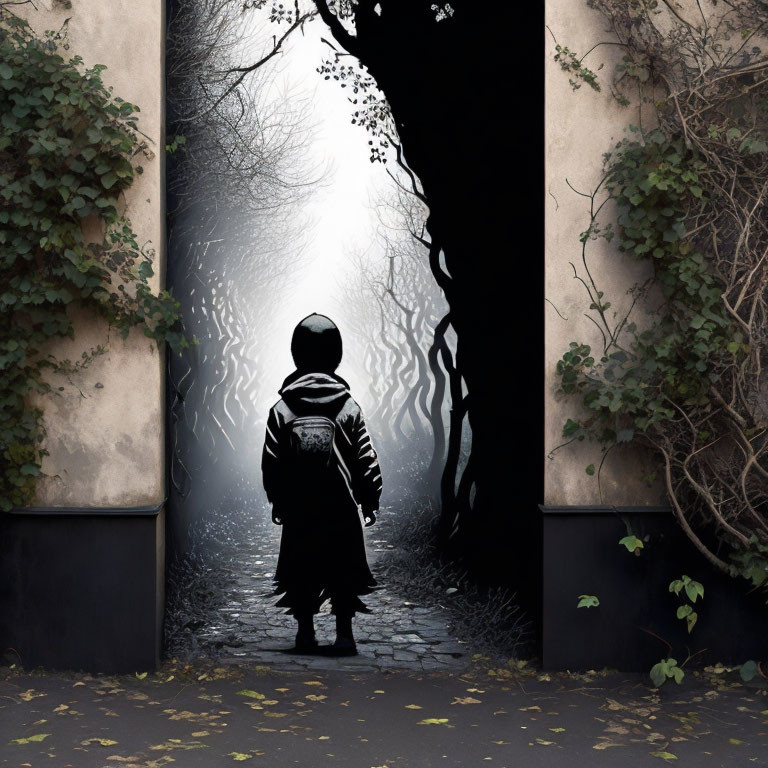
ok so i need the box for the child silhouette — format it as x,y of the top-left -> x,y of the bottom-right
261,313 -> 382,655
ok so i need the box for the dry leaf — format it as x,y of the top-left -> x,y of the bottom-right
81,738 -> 118,746
18,690 -> 46,702
8,734 -> 50,745
237,690 -> 265,700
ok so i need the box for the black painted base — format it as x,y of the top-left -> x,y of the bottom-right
0,505 -> 165,673
542,505 -> 768,672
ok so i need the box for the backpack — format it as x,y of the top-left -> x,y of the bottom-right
288,415 -> 336,471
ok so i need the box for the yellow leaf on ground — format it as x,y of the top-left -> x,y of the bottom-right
405,705 -> 422,710
303,681 -> 325,687
651,751 -> 678,761
191,731 -> 209,738
237,690 -> 265,700
306,695 -> 326,702
18,690 -> 46,702
452,697 -> 481,705
593,740 -> 624,750
8,734 -> 50,745
550,728 -> 566,733
135,672 -> 147,680
227,753 -> 253,761
417,718 -> 451,726
104,757 -> 141,763
149,740 -> 207,751
536,739 -> 555,746
53,705 -> 69,713
81,738 -> 118,746
263,712 -> 287,718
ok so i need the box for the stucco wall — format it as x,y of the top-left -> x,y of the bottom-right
544,0 -> 666,506
20,0 -> 165,507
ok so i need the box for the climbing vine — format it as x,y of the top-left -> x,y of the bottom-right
0,11 -> 188,510
552,2 -> 768,584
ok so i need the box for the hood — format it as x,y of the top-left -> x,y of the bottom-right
279,372 -> 350,416
291,313 -> 343,374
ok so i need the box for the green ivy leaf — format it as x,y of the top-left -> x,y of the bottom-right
577,594 -> 600,608
619,535 -> 644,553
740,660 -> 759,682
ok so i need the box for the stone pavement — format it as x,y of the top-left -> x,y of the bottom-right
177,508 -> 470,673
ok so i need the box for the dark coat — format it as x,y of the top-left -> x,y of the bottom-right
261,370 -> 383,615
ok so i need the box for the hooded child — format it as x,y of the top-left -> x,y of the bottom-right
261,313 -> 383,655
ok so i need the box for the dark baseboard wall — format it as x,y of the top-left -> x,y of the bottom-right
541,505 -> 768,671
0,504 -> 165,674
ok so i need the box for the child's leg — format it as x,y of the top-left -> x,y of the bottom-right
335,612 -> 353,642
291,589 -> 320,651
330,594 -> 357,654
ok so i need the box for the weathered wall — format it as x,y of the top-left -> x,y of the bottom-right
544,0 -> 666,506
20,0 -> 165,507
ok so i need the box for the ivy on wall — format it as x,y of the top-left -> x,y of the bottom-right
551,1 -> 768,585
0,11 -> 188,510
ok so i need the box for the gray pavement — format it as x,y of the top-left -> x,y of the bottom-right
184,508 -> 470,673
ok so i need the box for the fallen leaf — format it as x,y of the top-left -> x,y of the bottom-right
651,751 -> 678,761
730,738 -> 744,746
405,705 -> 422,710
237,690 -> 265,700
191,731 -> 210,737
135,672 -> 147,680
18,690 -> 46,702
149,740 -> 208,751
8,733 -> 50,745
452,697 -> 481,705
536,738 -> 555,746
303,681 -> 325,687
306,695 -> 326,702
593,740 -> 624,750
550,727 -> 566,733
228,753 -> 253,761
417,718 -> 451,726
53,705 -> 69,713
81,738 -> 118,746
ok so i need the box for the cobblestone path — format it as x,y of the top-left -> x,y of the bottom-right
187,508 -> 471,673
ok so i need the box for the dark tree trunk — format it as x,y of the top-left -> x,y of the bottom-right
427,313 -> 450,489
314,1 -> 543,616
